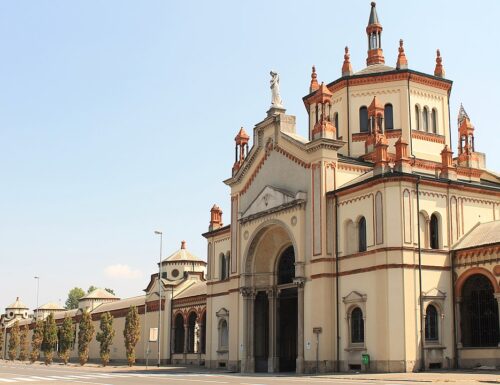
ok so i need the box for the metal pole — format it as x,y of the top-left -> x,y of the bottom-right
154,231 -> 163,367
34,276 -> 40,320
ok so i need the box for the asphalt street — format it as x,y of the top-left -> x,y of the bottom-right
0,362 -> 498,385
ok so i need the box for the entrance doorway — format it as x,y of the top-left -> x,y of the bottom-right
254,291 -> 269,372
278,287 -> 297,372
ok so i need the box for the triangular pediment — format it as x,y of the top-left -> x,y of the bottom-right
242,186 -> 296,219
422,287 -> 446,299
342,291 -> 367,304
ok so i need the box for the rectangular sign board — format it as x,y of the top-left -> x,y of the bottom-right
149,327 -> 158,342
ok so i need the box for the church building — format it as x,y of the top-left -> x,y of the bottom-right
203,2 -> 500,373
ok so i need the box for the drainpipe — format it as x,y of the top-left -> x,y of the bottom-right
451,250 -> 458,369
415,174 -> 425,371
334,194 -> 340,372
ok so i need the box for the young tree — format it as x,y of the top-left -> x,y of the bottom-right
96,312 -> 115,366
7,321 -> 20,360
58,315 -> 75,365
123,306 -> 140,366
41,313 -> 58,365
78,311 -> 95,366
65,287 -> 85,309
18,325 -> 29,361
0,327 -> 4,359
30,319 -> 44,363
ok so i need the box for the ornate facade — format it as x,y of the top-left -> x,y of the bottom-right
203,3 -> 500,373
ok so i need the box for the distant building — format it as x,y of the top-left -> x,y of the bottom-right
3,241 -> 207,365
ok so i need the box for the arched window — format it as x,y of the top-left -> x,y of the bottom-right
358,216 -> 367,252
384,104 -> 393,130
430,214 -> 439,249
460,274 -> 499,347
187,312 -> 197,353
425,305 -> 439,341
351,307 -> 364,343
359,106 -> 368,133
174,313 -> 185,353
431,109 -> 438,134
220,253 -> 227,280
219,319 -> 229,350
423,107 -> 429,132
415,105 -> 421,130
226,251 -> 231,277
334,112 -> 339,131
277,245 -> 295,284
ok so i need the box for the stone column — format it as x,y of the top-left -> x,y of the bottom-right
455,297 -> 462,349
267,288 -> 278,373
248,290 -> 256,373
240,287 -> 253,373
294,278 -> 306,374
495,293 -> 500,347
183,321 -> 189,357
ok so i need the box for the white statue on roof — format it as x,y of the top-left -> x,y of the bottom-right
270,70 -> 283,108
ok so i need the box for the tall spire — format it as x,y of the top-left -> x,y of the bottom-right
342,46 -> 353,76
434,49 -> 445,77
366,2 -> 385,66
310,65 -> 319,93
396,39 -> 408,69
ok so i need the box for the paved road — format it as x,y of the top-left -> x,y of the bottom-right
0,362 -> 498,385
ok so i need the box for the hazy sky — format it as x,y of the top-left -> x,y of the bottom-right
1,0 -> 499,310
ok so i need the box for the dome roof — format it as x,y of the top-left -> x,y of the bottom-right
162,241 -> 205,263
81,288 -> 119,300
6,297 -> 28,310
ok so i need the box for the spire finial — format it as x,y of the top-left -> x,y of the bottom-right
181,240 -> 186,249
396,39 -> 408,70
342,46 -> 353,77
434,49 -> 445,77
310,65 -> 319,93
366,2 -> 384,65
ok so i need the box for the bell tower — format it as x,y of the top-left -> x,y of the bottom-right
456,104 -> 485,169
366,2 -> 385,66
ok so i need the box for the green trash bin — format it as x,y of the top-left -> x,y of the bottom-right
361,353 -> 370,367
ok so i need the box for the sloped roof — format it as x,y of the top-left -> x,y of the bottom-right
175,281 -> 207,299
452,220 -> 500,250
37,302 -> 64,311
163,241 -> 205,263
91,295 -> 145,314
80,288 -> 119,300
6,297 -> 28,310
355,63 -> 395,75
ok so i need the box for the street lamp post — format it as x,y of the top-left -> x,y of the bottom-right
34,276 -> 40,320
154,230 -> 163,367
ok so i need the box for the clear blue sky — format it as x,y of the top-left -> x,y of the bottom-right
1,0 -> 498,309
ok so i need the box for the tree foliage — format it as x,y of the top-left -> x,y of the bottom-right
65,287 -> 85,310
18,325 -> 29,361
30,319 -> 44,363
96,312 -> 115,366
58,315 -> 75,365
123,306 -> 140,366
87,286 -> 115,295
42,313 -> 58,365
8,321 -> 20,360
78,311 -> 95,366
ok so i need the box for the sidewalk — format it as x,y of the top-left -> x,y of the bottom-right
2,360 -> 499,383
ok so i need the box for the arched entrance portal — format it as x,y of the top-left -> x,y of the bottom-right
242,223 -> 303,374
